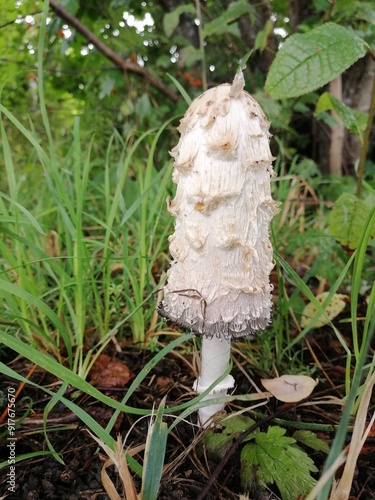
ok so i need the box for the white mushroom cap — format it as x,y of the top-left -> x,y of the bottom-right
159,72 -> 279,339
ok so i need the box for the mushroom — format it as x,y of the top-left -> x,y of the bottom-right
158,71 -> 279,426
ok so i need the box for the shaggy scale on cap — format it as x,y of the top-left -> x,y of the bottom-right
158,72 -> 279,339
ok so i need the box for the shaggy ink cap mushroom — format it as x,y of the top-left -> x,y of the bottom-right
158,71 -> 279,425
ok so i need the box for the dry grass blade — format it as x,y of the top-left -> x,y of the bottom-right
101,457 -> 122,500
114,436 -> 139,500
88,432 -> 144,500
329,371 -> 375,500
306,451 -> 347,500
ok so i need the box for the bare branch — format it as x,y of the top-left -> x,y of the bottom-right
49,0 -> 179,101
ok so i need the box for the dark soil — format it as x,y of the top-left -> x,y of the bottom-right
1,331 -> 374,500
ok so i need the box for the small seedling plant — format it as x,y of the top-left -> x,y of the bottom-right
204,414 -> 329,499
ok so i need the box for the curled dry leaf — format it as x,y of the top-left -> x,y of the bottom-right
301,291 -> 348,328
261,375 -> 318,403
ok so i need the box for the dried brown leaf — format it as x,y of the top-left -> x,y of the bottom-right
89,354 -> 134,388
261,375 -> 318,402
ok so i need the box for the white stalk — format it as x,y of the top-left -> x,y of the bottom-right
193,335 -> 234,426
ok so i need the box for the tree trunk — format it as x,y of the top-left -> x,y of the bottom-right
329,76 -> 344,176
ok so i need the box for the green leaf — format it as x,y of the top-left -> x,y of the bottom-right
163,4 -> 196,38
203,0 -> 255,37
329,193 -> 375,249
265,22 -> 366,99
205,415 -> 256,459
315,92 -> 368,135
98,75 -> 116,99
135,94 -> 152,119
62,0 -> 79,16
254,19 -> 273,53
241,426 -> 317,499
141,399 -> 168,500
332,0 -> 375,25
120,98 -> 135,117
0,191 -> 46,235
293,430 -> 330,454
180,46 -> 204,67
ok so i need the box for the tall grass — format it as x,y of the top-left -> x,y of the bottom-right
0,101 -> 177,370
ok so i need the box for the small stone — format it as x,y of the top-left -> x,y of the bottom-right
59,469 -> 76,484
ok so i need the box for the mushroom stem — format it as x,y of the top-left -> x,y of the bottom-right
193,335 -> 235,426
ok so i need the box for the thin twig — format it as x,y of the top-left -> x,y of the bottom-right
195,0 -> 207,91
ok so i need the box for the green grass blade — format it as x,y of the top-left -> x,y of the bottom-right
0,280 -> 72,362
166,73 -> 192,105
276,250 -> 355,352
0,191 -> 46,235
141,399 -> 168,500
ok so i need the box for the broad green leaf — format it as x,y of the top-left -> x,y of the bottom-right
205,415 -> 256,459
329,193 -> 375,249
293,430 -> 330,454
315,92 -> 368,135
301,292 -> 349,328
163,4 -> 196,37
203,0 -> 255,38
241,426 -> 317,499
265,22 -> 366,99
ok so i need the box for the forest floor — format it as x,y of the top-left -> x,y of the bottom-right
1,326 -> 375,500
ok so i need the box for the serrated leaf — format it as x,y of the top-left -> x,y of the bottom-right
261,375 -> 318,402
203,0 -> 255,37
163,4 -> 196,38
241,426 -> 317,499
329,193 -> 375,249
293,430 -> 330,454
315,92 -> 368,134
204,415 -> 256,459
265,22 -> 366,99
301,291 -> 349,328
